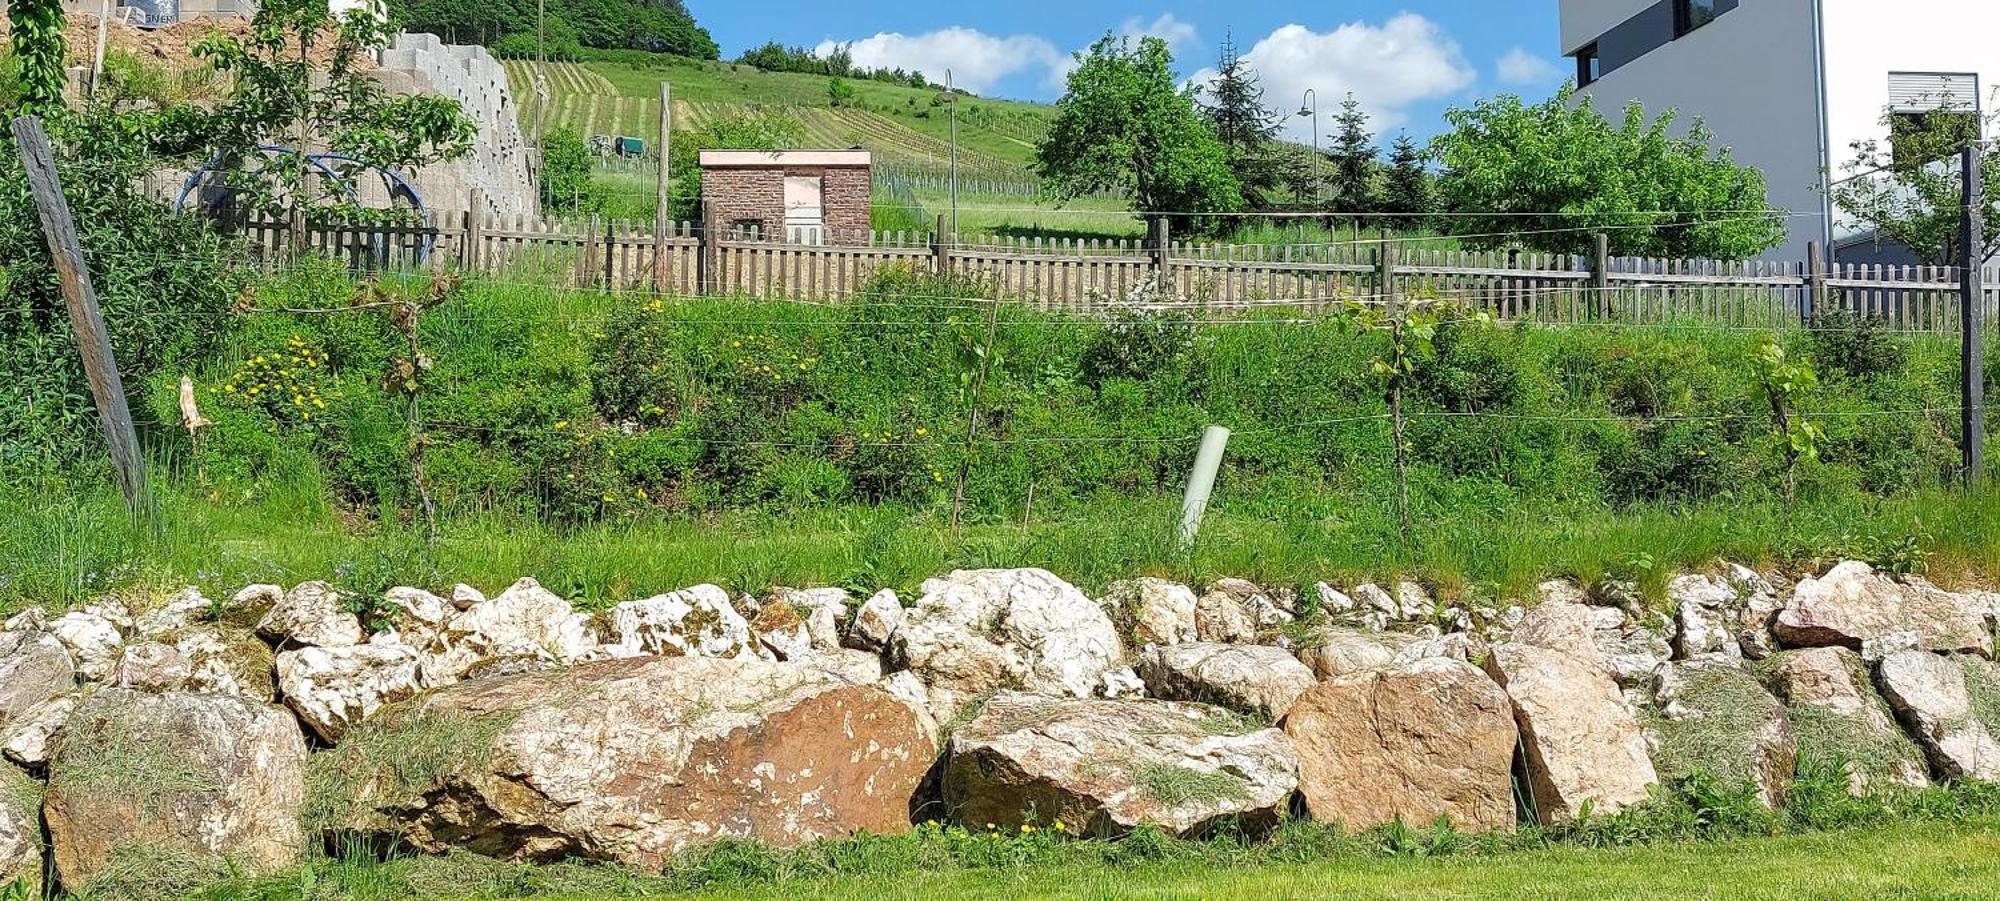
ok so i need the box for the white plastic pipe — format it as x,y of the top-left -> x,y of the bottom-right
1178,426 -> 1231,548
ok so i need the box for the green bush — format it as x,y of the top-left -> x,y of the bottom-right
1809,309 -> 1909,381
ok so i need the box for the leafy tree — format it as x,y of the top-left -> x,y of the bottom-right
170,0 -> 478,225
390,0 -> 719,59
1036,35 -> 1242,226
1429,86 -> 1784,258
7,0 -> 64,115
1829,102 -> 2000,265
666,109 -> 808,221
1326,94 -> 1378,218
827,77 -> 857,109
1382,133 -> 1433,230
539,125 -> 600,212
1198,33 -> 1282,210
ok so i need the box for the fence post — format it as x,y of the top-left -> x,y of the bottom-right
1149,216 -> 1171,287
1591,232 -> 1611,320
602,216 -> 616,290
1376,245 -> 1397,313
463,188 -> 485,272
698,200 -> 718,296
932,214 -> 951,277
1805,241 -> 1825,323
652,81 -> 672,294
10,115 -> 147,511
1961,146 -> 1985,487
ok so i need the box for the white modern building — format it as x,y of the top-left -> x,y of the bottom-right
1561,0 -> 1995,263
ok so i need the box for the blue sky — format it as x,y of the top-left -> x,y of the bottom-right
685,1 -> 1568,142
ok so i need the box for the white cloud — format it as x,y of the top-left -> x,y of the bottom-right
816,28 -> 1062,94
1190,14 -> 1479,141
1120,14 -> 1200,54
1496,46 -> 1563,86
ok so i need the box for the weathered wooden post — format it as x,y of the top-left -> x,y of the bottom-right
932,214 -> 951,277
652,81 -> 672,294
1591,232 -> 1611,320
1805,241 -> 1826,322
1961,146 -> 1985,487
11,116 -> 147,511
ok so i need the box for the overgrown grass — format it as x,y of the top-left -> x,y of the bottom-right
303,703 -> 519,840
189,774 -> 2000,900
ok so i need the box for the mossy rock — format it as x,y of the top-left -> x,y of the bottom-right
1649,661 -> 1796,808
1763,648 -> 1928,794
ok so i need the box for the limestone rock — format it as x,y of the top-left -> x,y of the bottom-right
1138,643 -> 1314,720
1877,650 -> 2000,781
1284,657 -> 1517,833
276,643 -> 424,743
1484,643 -> 1657,822
0,629 -> 75,725
113,641 -> 192,692
752,603 -> 814,662
845,590 -> 903,653
1768,648 -> 1928,793
943,693 -> 1298,837
1775,562 -> 1991,657
2,694 -> 75,768
1193,588 -> 1257,644
0,766 -> 40,893
51,610 -> 124,682
1208,579 -> 1295,631
1295,627 -> 1420,679
1101,578 -> 1199,647
133,589 -> 213,640
1513,602 -> 1668,688
892,569 -> 1124,708
323,656 -> 934,867
256,582 -> 365,649
1347,583 -> 1430,631
225,584 -> 283,623
1650,660 -> 1797,808
807,649 -> 886,685
384,587 -> 453,633
45,689 -> 306,890
607,585 -> 754,661
173,625 -> 276,702
449,584 -> 486,609
769,588 -> 852,652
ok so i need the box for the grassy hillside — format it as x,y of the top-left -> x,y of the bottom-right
501,54 -> 1053,182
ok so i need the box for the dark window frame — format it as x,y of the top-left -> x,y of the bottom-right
1576,43 -> 1602,86
1674,0 -> 1722,38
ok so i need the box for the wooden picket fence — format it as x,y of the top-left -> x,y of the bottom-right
238,213 -> 2000,332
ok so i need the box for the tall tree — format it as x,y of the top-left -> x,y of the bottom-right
1036,34 -> 1243,226
1429,86 -> 1783,258
7,0 -> 65,115
1199,32 -> 1282,210
1326,93 -> 1379,218
1382,133 -> 1433,230
1830,103 -> 2000,265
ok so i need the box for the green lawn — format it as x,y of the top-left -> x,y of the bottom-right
188,819 -> 2000,900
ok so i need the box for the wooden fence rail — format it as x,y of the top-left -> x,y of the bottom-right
237,212 -> 2000,333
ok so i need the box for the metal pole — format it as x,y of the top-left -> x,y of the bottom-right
1962,145 -> 1985,487
1299,89 -> 1319,207
947,69 -> 959,237
1178,426 -> 1231,548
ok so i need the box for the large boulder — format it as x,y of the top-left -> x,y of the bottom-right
1295,627 -> 1422,679
276,642 -> 424,742
942,693 -> 1297,837
1768,648 -> 1928,793
0,629 -> 75,724
45,689 -> 307,891
844,590 -> 903,654
1513,602 -> 1669,689
1283,657 -> 1517,833
1650,660 -> 1797,808
0,766 -> 39,896
173,625 -> 277,702
420,578 -> 603,685
1670,568 -> 1783,662
50,609 -> 124,682
255,581 -> 365,649
1876,650 -> 2000,781
891,569 -> 1124,717
316,656 -> 933,868
1137,643 -> 1315,721
1775,562 -> 1991,657
1484,643 -> 1657,822
1099,579 -> 1199,647
606,585 -> 754,661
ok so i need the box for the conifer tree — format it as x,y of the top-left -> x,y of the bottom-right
1383,133 -> 1433,230
1199,32 -> 1282,209
1326,93 -> 1380,218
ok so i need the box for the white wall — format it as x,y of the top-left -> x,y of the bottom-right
1575,0 -> 1827,260
1560,0 -> 1658,55
1822,0 -> 2000,176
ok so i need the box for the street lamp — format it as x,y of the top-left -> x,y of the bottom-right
1297,89 -> 1319,206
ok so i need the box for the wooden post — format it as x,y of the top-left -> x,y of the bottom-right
932,214 -> 951,277
1961,146 -> 1985,487
1806,241 -> 1826,323
602,216 -> 617,290
1591,232 -> 1611,320
1376,245 -> 1397,313
698,199 -> 719,296
578,213 -> 601,288
652,81 -> 672,294
463,188 -> 485,272
1149,216 -> 1171,286
10,116 -> 147,510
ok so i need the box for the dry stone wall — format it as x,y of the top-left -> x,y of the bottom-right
1,559 -> 1998,893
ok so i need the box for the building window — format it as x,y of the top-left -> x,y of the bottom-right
1888,73 -> 1983,168
1575,44 -> 1601,87
1675,0 -> 1723,37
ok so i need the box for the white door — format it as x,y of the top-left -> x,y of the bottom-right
783,175 -> 826,245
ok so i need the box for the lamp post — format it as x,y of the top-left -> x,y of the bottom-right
947,68 -> 959,238
1297,89 -> 1320,206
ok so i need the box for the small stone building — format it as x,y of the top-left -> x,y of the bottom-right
698,150 -> 871,244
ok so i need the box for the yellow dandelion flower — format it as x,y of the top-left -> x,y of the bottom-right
554,420 -> 569,431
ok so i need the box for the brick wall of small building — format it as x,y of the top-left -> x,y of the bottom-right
699,165 -> 871,240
